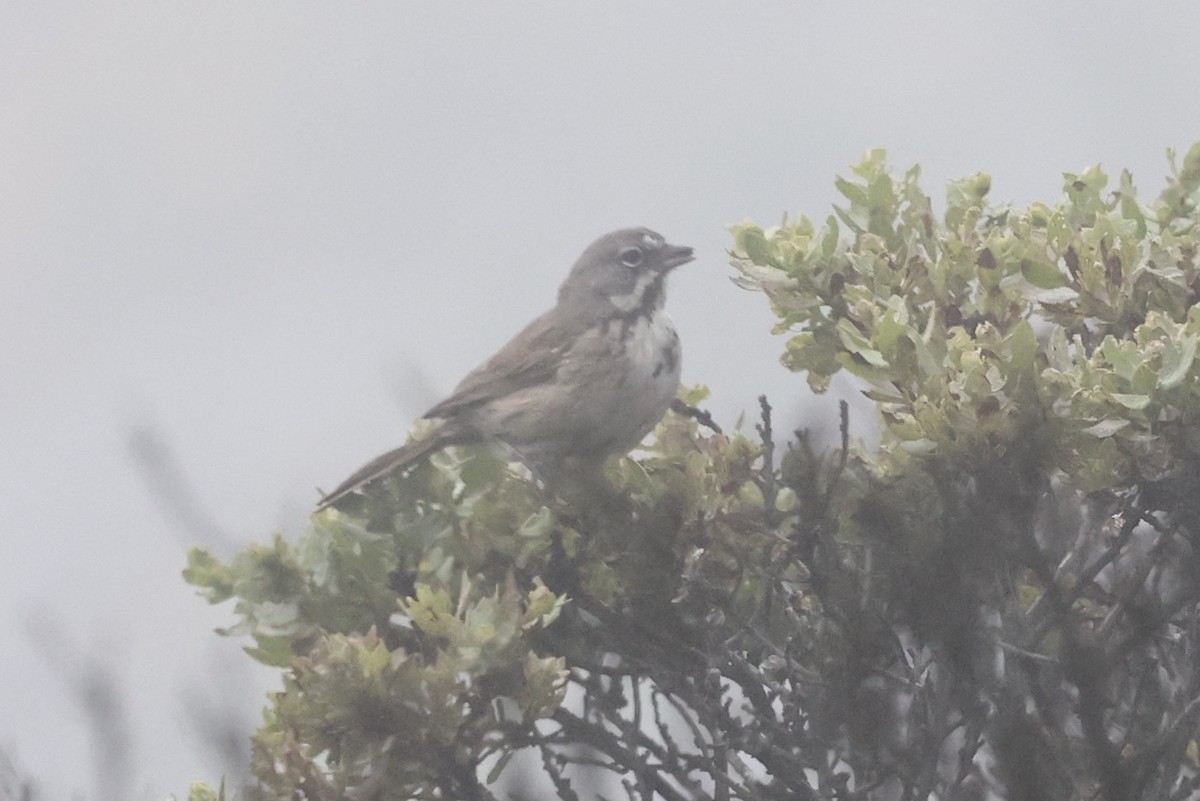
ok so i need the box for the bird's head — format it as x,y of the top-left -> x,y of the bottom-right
558,228 -> 694,316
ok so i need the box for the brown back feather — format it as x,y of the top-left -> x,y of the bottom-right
423,307 -> 587,419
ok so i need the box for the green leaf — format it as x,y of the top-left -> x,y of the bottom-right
1021,259 -> 1069,289
1101,338 -> 1142,383
835,176 -> 869,206
873,298 -> 909,359
1065,436 -> 1129,492
183,548 -> 234,603
358,635 -> 392,677
898,438 -> 938,455
1081,418 -> 1130,438
522,579 -> 566,630
1006,320 -> 1037,373
946,172 -> 992,211
1109,393 -> 1151,410
1183,140 -> 1200,177
782,329 -> 841,390
521,652 -> 569,717
863,388 -> 908,404
405,585 -> 460,639
836,319 -> 889,368
733,224 -> 773,265
517,507 -> 554,539
244,634 -> 298,668
1159,334 -> 1198,389
185,782 -> 225,801
821,215 -> 841,257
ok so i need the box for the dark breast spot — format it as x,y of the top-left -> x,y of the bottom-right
653,339 -> 679,377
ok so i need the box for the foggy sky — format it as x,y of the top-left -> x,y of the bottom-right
3,2 -> 1199,797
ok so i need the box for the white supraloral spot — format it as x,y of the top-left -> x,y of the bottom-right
641,231 -> 664,249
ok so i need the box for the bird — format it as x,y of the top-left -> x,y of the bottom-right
316,227 -> 694,511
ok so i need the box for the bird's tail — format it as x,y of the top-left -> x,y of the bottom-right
315,427 -> 457,511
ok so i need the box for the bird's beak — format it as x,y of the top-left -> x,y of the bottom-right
660,244 -> 695,271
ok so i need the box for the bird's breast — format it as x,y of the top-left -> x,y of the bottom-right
621,311 -> 681,389
597,310 -> 682,444
533,310 -> 682,460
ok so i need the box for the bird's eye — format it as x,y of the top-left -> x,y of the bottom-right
619,246 -> 644,268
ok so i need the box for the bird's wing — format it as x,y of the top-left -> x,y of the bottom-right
424,308 -> 579,419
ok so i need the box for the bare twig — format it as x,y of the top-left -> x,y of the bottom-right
670,398 -> 724,434
550,708 -> 702,801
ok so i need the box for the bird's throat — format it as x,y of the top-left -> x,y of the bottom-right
607,272 -> 664,316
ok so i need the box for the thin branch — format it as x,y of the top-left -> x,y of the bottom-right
538,741 -> 581,801
670,398 -> 723,434
836,399 -> 850,477
551,708 -> 703,801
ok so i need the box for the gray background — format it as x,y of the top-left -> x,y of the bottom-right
3,2 -> 1199,797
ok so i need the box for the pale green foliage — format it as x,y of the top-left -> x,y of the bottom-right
733,142 -> 1200,492
185,385 -> 781,799
176,780 -> 225,801
725,143 -> 1200,800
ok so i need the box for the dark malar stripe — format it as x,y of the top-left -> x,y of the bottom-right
614,277 -> 665,337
